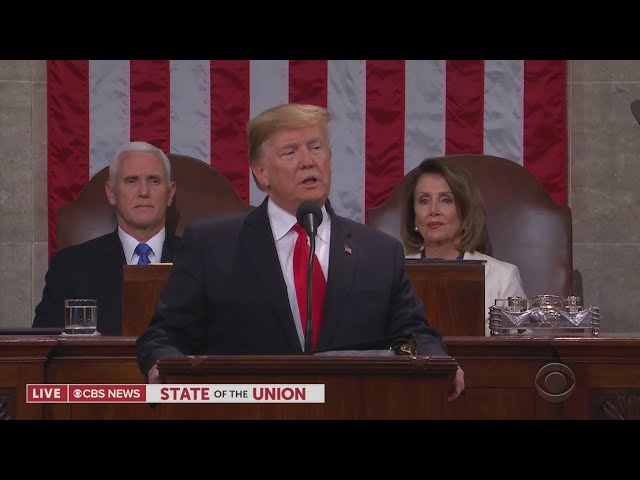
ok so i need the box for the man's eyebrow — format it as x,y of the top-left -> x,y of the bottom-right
124,174 -> 162,178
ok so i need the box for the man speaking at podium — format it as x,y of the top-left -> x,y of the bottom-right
136,103 -> 465,401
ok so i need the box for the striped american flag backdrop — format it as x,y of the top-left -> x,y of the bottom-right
47,60 -> 567,257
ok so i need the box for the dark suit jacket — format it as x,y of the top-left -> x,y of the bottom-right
33,229 -> 182,335
136,198 -> 447,375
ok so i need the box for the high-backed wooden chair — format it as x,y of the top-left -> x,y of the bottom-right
57,153 -> 251,251
368,154 -> 573,298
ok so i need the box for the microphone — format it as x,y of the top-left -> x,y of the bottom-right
631,100 -> 640,126
296,201 -> 323,353
296,201 -> 323,238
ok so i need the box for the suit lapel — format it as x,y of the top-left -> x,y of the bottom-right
467,251 -> 491,279
464,252 -> 491,284
160,234 -> 179,262
102,230 -> 126,266
316,214 -> 356,350
100,230 -> 126,304
241,199 -> 302,352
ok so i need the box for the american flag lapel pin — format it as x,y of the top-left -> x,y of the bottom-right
344,245 -> 352,255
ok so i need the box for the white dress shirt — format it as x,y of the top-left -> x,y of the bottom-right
118,227 -> 166,265
267,199 -> 331,350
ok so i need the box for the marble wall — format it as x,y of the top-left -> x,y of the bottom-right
570,61 -> 640,332
0,60 -> 638,333
0,60 -> 47,327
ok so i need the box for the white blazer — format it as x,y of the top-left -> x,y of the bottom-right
405,250 -> 527,335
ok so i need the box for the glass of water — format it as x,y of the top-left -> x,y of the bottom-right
64,299 -> 98,335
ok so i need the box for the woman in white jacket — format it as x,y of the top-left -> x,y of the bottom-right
402,158 -> 527,335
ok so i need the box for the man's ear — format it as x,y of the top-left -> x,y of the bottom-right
105,181 -> 117,207
167,181 -> 177,207
251,162 -> 269,190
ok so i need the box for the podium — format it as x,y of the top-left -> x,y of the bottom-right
123,261 -> 486,337
404,260 -> 485,336
122,264 -> 173,336
154,354 -> 458,419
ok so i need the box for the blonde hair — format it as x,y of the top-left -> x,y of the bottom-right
246,104 -> 331,190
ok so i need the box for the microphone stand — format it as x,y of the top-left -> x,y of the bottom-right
296,201 -> 323,354
305,230 -> 316,354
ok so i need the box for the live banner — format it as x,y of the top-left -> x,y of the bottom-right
26,384 -> 325,404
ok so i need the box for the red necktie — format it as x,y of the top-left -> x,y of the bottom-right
292,224 -> 327,351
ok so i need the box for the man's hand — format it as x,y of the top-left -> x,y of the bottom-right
147,363 -> 161,384
448,366 -> 465,402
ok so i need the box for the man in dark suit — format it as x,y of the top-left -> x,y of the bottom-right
136,103 -> 465,400
33,141 -> 182,335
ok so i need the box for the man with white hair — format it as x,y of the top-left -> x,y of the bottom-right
33,141 -> 182,335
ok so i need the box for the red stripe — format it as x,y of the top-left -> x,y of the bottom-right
130,60 -> 170,152
365,60 -> 405,219
210,60 -> 250,202
523,60 -> 568,206
289,60 -> 328,107
445,60 -> 484,154
47,60 -> 90,258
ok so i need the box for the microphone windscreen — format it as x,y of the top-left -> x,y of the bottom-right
296,201 -> 323,227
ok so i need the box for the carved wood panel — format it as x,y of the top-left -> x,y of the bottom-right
591,390 -> 640,420
0,388 -> 15,420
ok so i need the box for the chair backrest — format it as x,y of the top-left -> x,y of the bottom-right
56,153 -> 251,251
368,154 -> 573,298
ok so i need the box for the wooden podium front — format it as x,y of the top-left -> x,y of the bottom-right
122,261 -> 486,337
154,354 -> 457,419
122,264 -> 173,336
404,260 -> 485,336
4,335 -> 640,420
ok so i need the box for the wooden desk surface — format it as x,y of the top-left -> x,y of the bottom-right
2,334 -> 640,420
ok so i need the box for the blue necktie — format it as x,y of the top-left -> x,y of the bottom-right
135,243 -> 152,265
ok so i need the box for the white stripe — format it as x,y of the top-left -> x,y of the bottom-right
89,60 -> 130,178
404,60 -> 446,174
327,60 -> 366,223
170,60 -> 211,163
249,60 -> 289,207
483,60 -> 524,165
